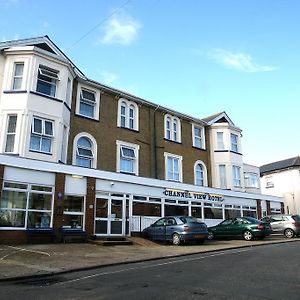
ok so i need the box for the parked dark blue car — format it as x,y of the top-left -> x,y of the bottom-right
143,216 -> 208,245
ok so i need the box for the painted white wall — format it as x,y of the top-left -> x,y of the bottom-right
261,168 -> 300,214
0,48 -> 74,163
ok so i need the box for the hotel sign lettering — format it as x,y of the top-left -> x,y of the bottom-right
163,189 -> 224,202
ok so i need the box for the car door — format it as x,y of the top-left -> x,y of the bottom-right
269,215 -> 283,233
214,219 -> 234,237
153,217 -> 167,241
165,217 -> 177,240
227,218 -> 244,236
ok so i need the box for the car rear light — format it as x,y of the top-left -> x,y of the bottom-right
183,225 -> 190,232
257,224 -> 264,230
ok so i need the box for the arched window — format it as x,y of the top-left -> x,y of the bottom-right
164,114 -> 181,142
118,99 -> 139,130
73,133 -> 97,168
194,161 -> 208,186
120,101 -> 127,127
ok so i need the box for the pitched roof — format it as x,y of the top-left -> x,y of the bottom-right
260,156 -> 300,175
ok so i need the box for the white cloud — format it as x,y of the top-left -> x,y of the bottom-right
99,71 -> 119,85
209,48 -> 278,73
99,12 -> 141,46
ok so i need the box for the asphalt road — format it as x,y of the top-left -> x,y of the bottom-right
1,242 -> 300,300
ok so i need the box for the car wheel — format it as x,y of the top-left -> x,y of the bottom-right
284,228 -> 295,238
243,230 -> 253,241
172,233 -> 181,246
207,231 -> 214,240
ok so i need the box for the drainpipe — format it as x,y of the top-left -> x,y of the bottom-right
153,105 -> 160,179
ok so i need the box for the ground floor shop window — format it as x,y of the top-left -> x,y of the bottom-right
165,204 -> 188,216
225,205 -> 241,219
63,195 -> 84,229
204,203 -> 223,219
191,203 -> 202,218
0,182 -> 53,229
132,202 -> 161,216
242,206 -> 257,218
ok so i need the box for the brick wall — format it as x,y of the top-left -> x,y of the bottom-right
256,200 -> 262,219
53,172 -> 65,231
85,177 -> 96,237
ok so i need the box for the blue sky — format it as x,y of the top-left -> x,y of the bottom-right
1,0 -> 299,166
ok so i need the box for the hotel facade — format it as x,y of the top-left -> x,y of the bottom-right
0,36 -> 283,243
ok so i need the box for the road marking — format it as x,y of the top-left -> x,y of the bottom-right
7,246 -> 51,257
54,248 -> 252,286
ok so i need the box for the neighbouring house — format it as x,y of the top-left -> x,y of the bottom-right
260,156 -> 300,215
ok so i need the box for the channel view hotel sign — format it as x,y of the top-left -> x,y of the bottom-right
163,189 -> 224,202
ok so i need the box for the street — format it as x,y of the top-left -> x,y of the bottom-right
1,242 -> 300,299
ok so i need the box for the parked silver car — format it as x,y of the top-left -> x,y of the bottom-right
142,216 -> 208,245
260,214 -> 300,238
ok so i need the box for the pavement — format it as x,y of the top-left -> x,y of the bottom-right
0,235 -> 299,281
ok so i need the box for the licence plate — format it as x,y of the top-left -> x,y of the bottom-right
194,234 -> 204,238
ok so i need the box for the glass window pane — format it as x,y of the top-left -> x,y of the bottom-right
0,190 -> 27,209
30,135 -> 41,151
80,102 -> 94,117
27,211 -> 51,229
96,198 -> 108,218
7,115 -> 17,133
192,207 -> 202,218
76,157 -> 92,168
13,78 -> 22,90
5,135 -> 15,152
121,147 -> 135,158
78,147 -> 93,157
4,182 -> 27,189
81,89 -> 95,102
132,202 -> 161,216
28,193 -> 52,210
31,185 -> 52,192
41,137 -> 51,152
0,210 -> 25,227
44,121 -> 53,135
204,207 -> 223,219
14,63 -> 24,76
64,196 -> 84,212
78,137 -> 92,148
120,158 -> 134,173
33,118 -> 42,133
62,215 -> 83,229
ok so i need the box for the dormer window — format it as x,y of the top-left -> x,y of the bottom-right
36,65 -> 59,97
164,114 -> 181,143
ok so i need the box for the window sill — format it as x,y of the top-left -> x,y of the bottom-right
30,91 -> 63,103
29,149 -> 52,156
3,90 -> 28,94
192,146 -> 206,151
164,138 -> 182,145
74,113 -> 100,122
118,126 -> 139,133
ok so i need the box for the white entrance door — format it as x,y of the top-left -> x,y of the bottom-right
95,196 -> 126,236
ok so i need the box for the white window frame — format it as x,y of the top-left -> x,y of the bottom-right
79,88 -> 96,118
232,165 -> 241,187
65,77 -> 72,107
194,160 -> 208,186
29,117 -> 54,154
192,124 -> 205,149
62,194 -> 86,230
164,114 -> 181,142
76,83 -> 100,120
72,133 -> 97,168
245,173 -> 259,188
164,152 -> 183,182
4,114 -> 18,153
117,98 -> 139,131
12,62 -> 24,90
116,140 -> 140,175
231,133 -> 238,152
36,65 -> 59,97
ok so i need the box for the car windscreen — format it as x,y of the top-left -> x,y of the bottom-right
292,215 -> 300,221
179,217 -> 203,224
244,217 -> 260,224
